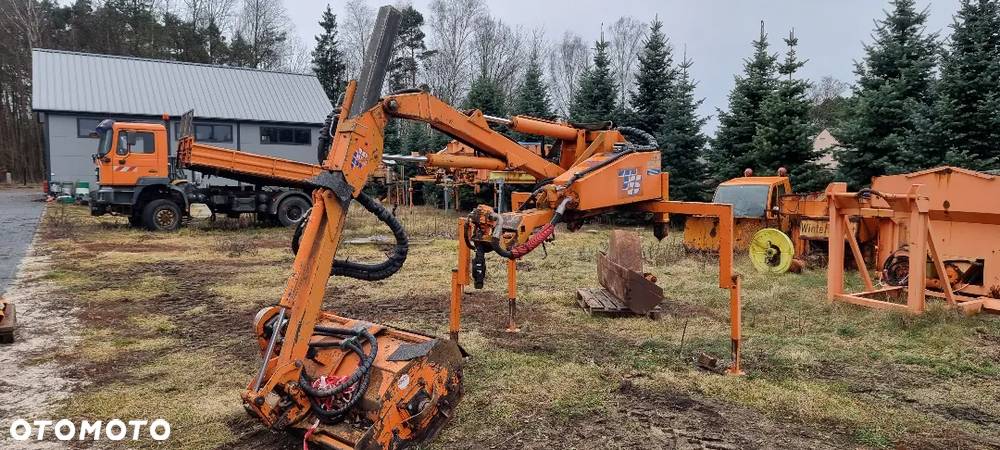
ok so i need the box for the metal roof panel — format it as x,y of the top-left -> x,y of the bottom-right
31,49 -> 332,124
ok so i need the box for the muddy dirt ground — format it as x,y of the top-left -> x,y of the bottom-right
3,203 -> 1000,449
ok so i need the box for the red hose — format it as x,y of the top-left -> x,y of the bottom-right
510,223 -> 554,259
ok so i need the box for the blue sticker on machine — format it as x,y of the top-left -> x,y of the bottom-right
351,148 -> 369,169
619,168 -> 641,196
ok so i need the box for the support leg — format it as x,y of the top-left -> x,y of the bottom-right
907,205 -> 928,313
506,258 -> 520,333
726,275 -> 744,376
827,184 -> 847,301
449,219 -> 471,342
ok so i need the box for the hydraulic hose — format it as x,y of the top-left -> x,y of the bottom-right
301,326 -> 378,422
517,177 -> 555,212
292,191 -> 409,281
491,198 -> 571,260
615,126 -> 659,151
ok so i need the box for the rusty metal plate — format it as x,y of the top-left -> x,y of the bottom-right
598,253 -> 663,314
607,229 -> 642,272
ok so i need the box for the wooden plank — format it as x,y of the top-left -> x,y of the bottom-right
835,294 -> 911,312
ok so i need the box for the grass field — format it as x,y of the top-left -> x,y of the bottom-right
27,202 -> 1000,449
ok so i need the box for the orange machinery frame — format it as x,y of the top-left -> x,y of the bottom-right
448,178 -> 746,375
245,29 -> 751,446
826,182 -> 1000,314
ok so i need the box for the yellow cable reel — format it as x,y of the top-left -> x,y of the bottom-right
749,228 -> 794,274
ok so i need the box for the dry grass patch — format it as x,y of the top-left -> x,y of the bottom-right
59,352 -> 251,449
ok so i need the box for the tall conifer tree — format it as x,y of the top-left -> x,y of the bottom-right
708,22 -> 778,182
836,0 -> 939,187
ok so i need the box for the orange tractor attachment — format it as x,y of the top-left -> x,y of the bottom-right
242,8 -> 465,449
826,167 -> 1000,314
449,174 -> 746,375
384,139 -> 543,210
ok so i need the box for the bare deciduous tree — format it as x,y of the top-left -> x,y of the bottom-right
342,0 -> 375,80
183,0 -> 238,31
809,75 -> 850,104
472,15 -> 526,98
279,34 -> 312,74
425,0 -> 486,104
547,31 -> 590,117
235,0 -> 291,70
608,16 -> 647,110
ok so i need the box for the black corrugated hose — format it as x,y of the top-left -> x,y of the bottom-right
292,191 -> 409,281
300,326 -> 378,422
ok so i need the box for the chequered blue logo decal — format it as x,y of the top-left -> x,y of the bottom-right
351,148 -> 369,169
619,168 -> 641,196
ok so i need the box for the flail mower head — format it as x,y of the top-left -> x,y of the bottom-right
244,307 -> 464,450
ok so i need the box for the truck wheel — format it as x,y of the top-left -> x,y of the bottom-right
276,196 -> 309,228
142,199 -> 182,231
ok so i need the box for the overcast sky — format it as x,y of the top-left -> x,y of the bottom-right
286,0 -> 960,132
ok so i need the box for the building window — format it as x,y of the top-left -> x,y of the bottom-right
77,118 -> 102,138
260,126 -> 311,145
175,123 -> 233,143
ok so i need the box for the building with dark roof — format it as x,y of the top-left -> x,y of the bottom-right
31,49 -> 332,184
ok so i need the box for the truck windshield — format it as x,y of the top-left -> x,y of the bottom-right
97,128 -> 114,157
713,184 -> 770,218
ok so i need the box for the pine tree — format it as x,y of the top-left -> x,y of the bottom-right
388,6 -> 427,92
708,22 -> 778,182
931,0 -> 1000,170
836,0 -> 939,187
570,37 -> 619,123
385,6 -> 430,156
629,18 -> 676,134
510,47 -> 553,143
312,5 -> 347,102
511,47 -> 554,120
463,74 -> 507,117
659,55 -> 709,201
227,31 -> 254,67
751,31 -> 827,191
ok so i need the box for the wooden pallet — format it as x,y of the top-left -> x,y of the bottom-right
576,288 -> 662,320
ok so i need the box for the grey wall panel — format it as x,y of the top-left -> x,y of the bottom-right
47,115 -> 100,185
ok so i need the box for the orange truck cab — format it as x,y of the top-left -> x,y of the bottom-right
90,119 -> 314,231
683,176 -> 792,251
